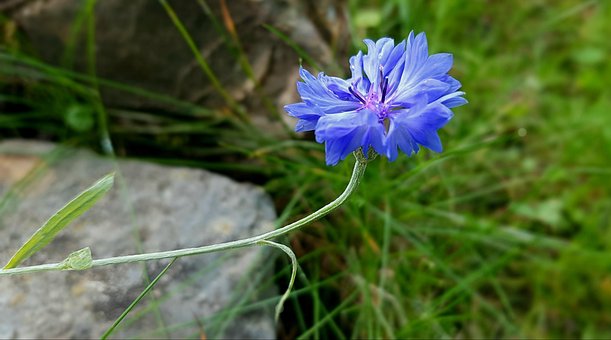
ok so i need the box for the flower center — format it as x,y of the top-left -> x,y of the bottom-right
349,72 -> 396,128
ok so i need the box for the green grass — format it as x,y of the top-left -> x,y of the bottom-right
2,0 -> 611,338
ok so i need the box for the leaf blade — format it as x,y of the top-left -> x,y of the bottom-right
3,172 -> 114,269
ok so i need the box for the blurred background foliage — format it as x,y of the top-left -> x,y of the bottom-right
1,0 -> 610,338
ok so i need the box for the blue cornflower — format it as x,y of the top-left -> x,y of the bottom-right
285,31 -> 467,165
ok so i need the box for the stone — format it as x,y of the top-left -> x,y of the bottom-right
0,140 -> 277,338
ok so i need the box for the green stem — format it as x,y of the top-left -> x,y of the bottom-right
0,152 -> 369,276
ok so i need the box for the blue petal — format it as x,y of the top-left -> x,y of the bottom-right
315,109 -> 385,166
402,32 -> 429,85
412,32 -> 429,62
284,102 -> 321,132
437,91 -> 468,108
385,32 -> 430,102
324,128 -> 369,165
299,66 -> 316,81
349,51 -> 364,81
385,46 -> 407,95
419,79 -> 454,103
435,74 -> 462,92
385,122 -> 419,161
315,111 -> 359,143
375,38 -> 395,69
362,39 -> 381,85
411,102 -> 453,131
417,53 -> 453,80
295,119 -> 316,132
410,127 -> 443,152
386,100 -> 453,156
387,49 -> 460,107
297,67 -> 360,114
383,40 -> 405,75
392,78 -> 451,107
323,138 -> 345,165
349,51 -> 371,93
360,123 -> 386,157
324,76 -> 357,101
443,96 -> 468,108
284,102 -> 319,119
409,103 -> 452,150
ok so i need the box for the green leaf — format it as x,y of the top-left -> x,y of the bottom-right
58,247 -> 93,270
3,173 -> 114,269
258,240 -> 298,322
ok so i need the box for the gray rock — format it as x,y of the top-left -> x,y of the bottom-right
0,140 -> 278,338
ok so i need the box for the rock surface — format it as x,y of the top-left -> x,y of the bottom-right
0,140 -> 277,338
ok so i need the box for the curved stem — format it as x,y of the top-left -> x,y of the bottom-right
0,153 -> 369,276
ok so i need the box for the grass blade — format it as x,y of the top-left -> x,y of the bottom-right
3,172 -> 115,269
101,258 -> 177,339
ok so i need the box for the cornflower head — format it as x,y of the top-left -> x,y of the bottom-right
285,31 -> 467,165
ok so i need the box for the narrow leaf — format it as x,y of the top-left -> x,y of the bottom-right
101,258 -> 177,339
259,240 -> 298,322
3,172 -> 114,269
